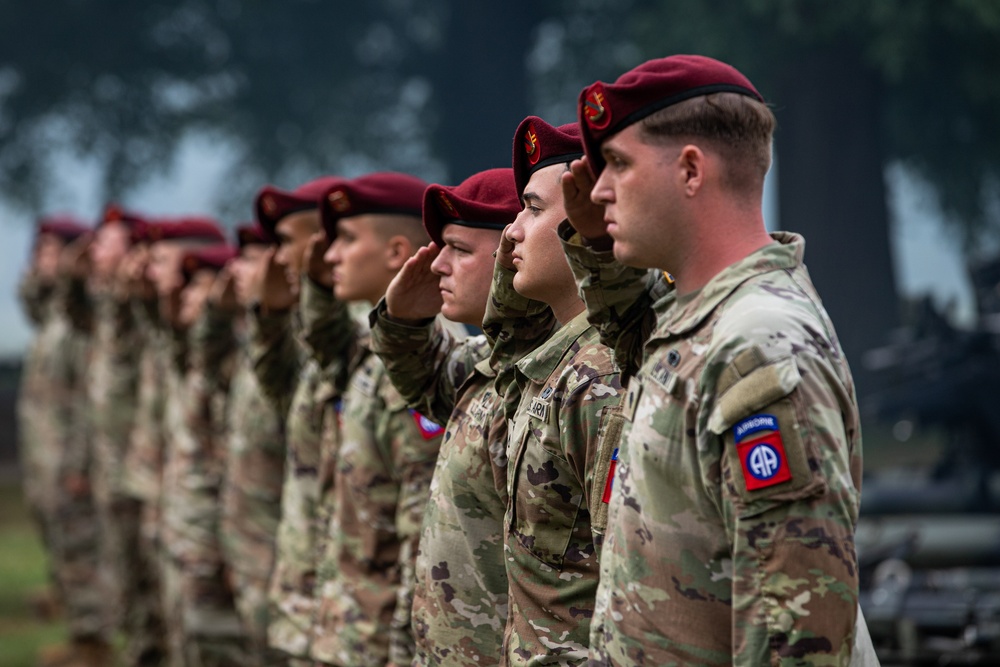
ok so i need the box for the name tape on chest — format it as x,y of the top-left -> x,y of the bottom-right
733,414 -> 791,491
409,409 -> 444,440
528,396 -> 550,421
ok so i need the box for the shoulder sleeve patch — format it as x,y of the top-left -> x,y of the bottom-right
410,410 -> 444,440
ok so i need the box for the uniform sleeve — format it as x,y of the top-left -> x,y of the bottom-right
559,370 -> 626,544
383,392 -> 443,666
17,273 -> 51,327
707,347 -> 861,665
249,305 -> 302,416
300,275 -> 361,371
558,220 -> 671,380
369,298 -> 490,425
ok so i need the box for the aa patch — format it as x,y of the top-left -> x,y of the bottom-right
601,447 -> 619,503
736,430 -> 791,491
410,410 -> 444,440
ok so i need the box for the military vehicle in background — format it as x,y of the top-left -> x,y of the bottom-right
858,257 -> 1000,664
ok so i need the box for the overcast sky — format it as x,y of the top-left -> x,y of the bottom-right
0,139 -> 975,359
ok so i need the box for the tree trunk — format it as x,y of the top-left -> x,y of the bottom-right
774,46 -> 898,398
430,1 -> 532,180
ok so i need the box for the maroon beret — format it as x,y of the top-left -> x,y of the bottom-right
138,217 -> 226,244
512,117 -> 583,197
255,176 -> 345,239
235,223 -> 272,249
181,245 -> 238,283
321,171 -> 427,240
38,214 -> 90,242
101,203 -> 146,228
578,54 -> 764,176
422,168 -> 520,247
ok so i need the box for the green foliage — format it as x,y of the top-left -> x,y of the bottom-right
0,482 -> 66,667
623,0 -> 1000,246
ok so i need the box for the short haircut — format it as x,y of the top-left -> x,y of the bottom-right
370,213 -> 430,249
637,92 -> 776,196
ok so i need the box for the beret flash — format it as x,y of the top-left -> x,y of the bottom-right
255,176 -> 346,240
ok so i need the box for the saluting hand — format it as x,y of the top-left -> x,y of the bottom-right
562,157 -> 613,248
60,233 -> 93,279
305,232 -> 334,289
385,243 -> 443,323
256,246 -> 297,313
209,264 -> 239,312
495,224 -> 516,271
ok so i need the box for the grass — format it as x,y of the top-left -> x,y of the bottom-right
0,477 -> 68,667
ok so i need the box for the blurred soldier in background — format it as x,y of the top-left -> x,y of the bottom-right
248,176 -> 347,666
22,218 -> 117,667
87,204 -> 161,667
219,223 -> 292,667
309,173 -> 445,667
369,167 -> 524,666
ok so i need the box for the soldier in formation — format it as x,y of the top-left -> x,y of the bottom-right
15,52 -> 874,667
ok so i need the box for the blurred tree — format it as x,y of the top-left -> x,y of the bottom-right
599,0 -> 1000,393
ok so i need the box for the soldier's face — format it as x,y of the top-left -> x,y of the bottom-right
90,221 -> 131,280
148,242 -> 187,296
274,210 -> 320,285
591,123 -> 686,270
430,224 -> 501,326
178,270 -> 215,328
34,234 -> 65,281
324,214 -> 399,304
505,164 -> 576,304
231,245 -> 268,306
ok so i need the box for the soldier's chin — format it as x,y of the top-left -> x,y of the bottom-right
612,240 -> 654,270
440,300 -> 472,326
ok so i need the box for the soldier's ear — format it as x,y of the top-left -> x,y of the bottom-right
384,235 -> 414,271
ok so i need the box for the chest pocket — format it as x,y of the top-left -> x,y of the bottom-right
507,387 -> 584,569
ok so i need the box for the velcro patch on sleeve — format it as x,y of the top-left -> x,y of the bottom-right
410,410 -> 444,440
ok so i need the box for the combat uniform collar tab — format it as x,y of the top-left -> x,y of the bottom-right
663,231 -> 804,337
515,310 -> 592,383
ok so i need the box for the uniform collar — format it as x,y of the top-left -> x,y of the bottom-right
515,310 -> 592,383
660,231 -> 805,337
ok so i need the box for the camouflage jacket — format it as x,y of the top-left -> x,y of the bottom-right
20,278 -> 94,516
159,304 -> 243,636
87,289 -> 142,503
562,229 -> 863,666
478,261 -> 620,666
253,277 -> 361,658
122,298 -> 172,505
219,341 -> 286,585
311,348 -> 444,667
369,303 -> 505,667
17,275 -> 56,514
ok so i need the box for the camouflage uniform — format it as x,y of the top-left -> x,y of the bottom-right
310,342 -> 444,667
29,276 -> 112,643
121,297 -> 173,664
87,288 -> 150,662
16,274 -> 58,537
484,264 -> 622,667
561,226 -> 863,665
160,303 -> 248,666
252,278 -> 359,662
220,332 -> 289,666
368,277 -> 553,667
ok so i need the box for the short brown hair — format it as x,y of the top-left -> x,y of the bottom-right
637,92 -> 775,196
